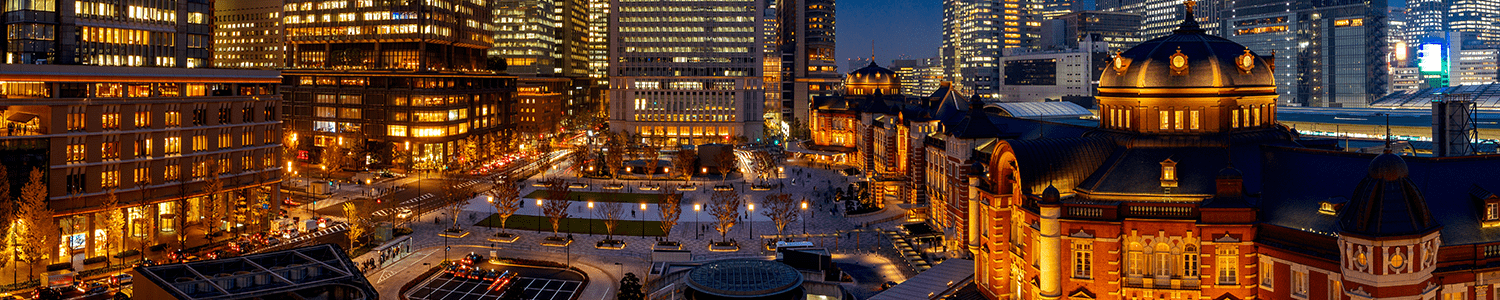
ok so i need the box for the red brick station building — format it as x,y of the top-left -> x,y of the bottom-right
959,3 -> 1500,300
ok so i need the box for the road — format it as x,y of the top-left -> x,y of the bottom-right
310,177 -> 492,224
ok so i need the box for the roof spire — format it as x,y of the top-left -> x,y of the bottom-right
1383,113 -> 1393,154
1175,0 -> 1204,34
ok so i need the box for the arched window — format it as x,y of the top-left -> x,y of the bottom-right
1154,243 -> 1172,276
1183,245 -> 1200,277
1128,242 -> 1144,276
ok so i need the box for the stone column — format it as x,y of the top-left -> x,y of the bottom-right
1038,202 -> 1062,299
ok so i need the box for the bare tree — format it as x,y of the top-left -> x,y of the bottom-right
322,140 -> 348,175
708,189 -> 741,243
391,147 -> 414,174
598,202 -> 623,241
16,167 -> 56,277
535,141 -> 555,177
570,144 -> 593,177
604,132 -> 625,179
487,177 -> 521,235
760,193 -> 799,240
716,149 -> 738,180
101,189 -> 124,267
201,159 -> 224,235
658,189 -> 682,242
540,179 -> 572,237
672,149 -> 696,180
342,202 -> 366,251
642,143 -> 661,178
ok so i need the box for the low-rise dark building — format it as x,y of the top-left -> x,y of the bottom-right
130,244 -> 376,300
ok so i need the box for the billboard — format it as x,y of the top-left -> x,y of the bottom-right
1418,43 -> 1444,72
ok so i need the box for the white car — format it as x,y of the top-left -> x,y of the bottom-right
396,208 -> 413,219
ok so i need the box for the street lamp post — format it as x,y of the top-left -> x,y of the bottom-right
800,201 -> 808,237
747,203 -> 754,241
640,203 -> 647,238
693,204 -> 701,238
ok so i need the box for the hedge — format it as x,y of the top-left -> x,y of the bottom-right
112,250 -> 140,258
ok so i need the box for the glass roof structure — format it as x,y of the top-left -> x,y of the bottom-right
986,102 -> 1094,118
1372,84 -> 1500,109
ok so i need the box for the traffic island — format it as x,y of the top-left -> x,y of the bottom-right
438,228 -> 469,238
488,232 -> 519,243
541,236 -> 572,247
595,239 -> 626,250
708,241 -> 739,252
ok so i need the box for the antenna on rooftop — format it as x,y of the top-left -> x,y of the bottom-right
1382,113 -> 1392,154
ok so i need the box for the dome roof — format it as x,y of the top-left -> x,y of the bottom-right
1217,165 -> 1243,179
1097,4 -> 1276,90
687,260 -> 803,298
848,61 -> 895,77
1040,184 -> 1060,203
1337,152 -> 1438,237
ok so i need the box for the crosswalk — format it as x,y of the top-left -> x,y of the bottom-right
248,223 -> 348,255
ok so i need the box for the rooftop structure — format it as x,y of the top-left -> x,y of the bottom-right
130,244 -> 376,300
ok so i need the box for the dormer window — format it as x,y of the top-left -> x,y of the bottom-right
1319,199 -> 1345,216
1160,159 -> 1178,188
1488,203 -> 1498,221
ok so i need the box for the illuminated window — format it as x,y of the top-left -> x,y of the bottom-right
1159,110 -> 1169,129
101,169 -> 119,189
165,110 -> 181,127
1183,245 -> 1199,277
1154,243 -> 1171,276
1174,110 -> 1184,130
165,136 -> 181,155
219,133 -> 231,149
1291,271 -> 1307,296
1073,243 -> 1092,279
1128,242 -> 1144,276
1488,203 -> 1498,220
1190,110 -> 1200,130
66,143 -> 85,163
1260,260 -> 1274,289
1217,246 -> 1238,285
388,125 -> 407,137
192,135 -> 206,152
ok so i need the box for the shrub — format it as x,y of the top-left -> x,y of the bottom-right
83,256 -> 108,265
148,243 -> 169,252
46,262 -> 72,272
113,250 -> 140,258
394,227 -> 413,237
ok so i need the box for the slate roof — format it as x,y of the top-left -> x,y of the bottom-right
1099,7 -> 1276,90
1260,147 -> 1500,245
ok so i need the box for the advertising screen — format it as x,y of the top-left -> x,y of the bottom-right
1419,43 -> 1443,72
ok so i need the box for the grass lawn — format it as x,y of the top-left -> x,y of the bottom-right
523,190 -> 665,204
474,214 -> 666,236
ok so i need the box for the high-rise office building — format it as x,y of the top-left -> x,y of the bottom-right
1098,0 -> 1220,39
213,0 -> 284,69
491,0 -> 560,75
6,0 -> 213,66
1226,0 -> 1390,107
997,46 -> 1109,102
1406,0 -> 1444,41
587,0 -> 611,86
892,57 -> 945,97
1446,0 -> 1500,47
2,0 -> 283,266
776,0 -> 839,124
1045,11 -> 1143,50
762,0 -> 783,125
280,0 -> 515,166
607,0 -> 766,144
1039,0 -> 1093,18
942,0 -> 1041,99
491,0 -> 589,76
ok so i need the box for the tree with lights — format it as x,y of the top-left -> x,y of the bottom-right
761,193 -> 798,240
657,189 -> 681,243
342,202 -> 366,252
541,179 -> 572,238
709,189 -> 741,244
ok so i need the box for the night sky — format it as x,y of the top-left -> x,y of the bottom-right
834,0 -> 943,69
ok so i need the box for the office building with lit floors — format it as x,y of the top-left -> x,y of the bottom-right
212,0 -> 285,69
278,0 -> 515,168
0,64 -> 283,270
606,0 -> 766,145
775,0 -> 839,124
953,6 -> 1500,300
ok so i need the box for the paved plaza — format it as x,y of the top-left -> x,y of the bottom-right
358,159 -> 916,300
